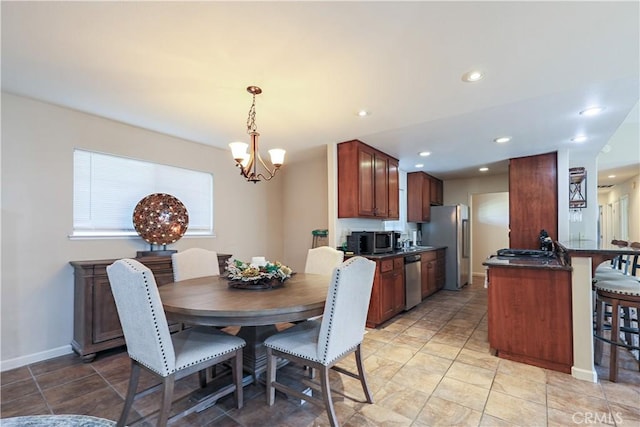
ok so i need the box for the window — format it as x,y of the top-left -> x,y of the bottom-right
72,149 -> 214,238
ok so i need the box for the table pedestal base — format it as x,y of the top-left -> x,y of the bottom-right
236,324 -> 281,380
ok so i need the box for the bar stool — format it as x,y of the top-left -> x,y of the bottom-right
593,277 -> 640,382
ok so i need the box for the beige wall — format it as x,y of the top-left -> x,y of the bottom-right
1,93 -> 328,368
281,147 -> 328,272
470,192 -> 509,276
444,173 -> 509,206
598,173 -> 640,242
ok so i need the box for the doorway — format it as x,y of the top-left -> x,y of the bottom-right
470,192 -> 509,284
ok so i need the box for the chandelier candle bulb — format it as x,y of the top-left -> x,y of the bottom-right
268,149 -> 286,166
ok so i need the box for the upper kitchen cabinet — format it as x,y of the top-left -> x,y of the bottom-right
337,140 -> 399,219
509,152 -> 558,249
429,174 -> 443,206
407,172 -> 431,222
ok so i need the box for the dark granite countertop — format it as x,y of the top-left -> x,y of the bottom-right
344,246 -> 446,259
483,254 -> 571,270
557,239 -> 639,255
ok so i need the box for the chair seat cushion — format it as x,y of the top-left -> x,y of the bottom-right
594,271 -> 628,282
594,278 -> 640,295
172,326 -> 245,371
263,320 -> 323,363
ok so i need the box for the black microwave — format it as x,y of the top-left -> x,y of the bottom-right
347,231 -> 394,254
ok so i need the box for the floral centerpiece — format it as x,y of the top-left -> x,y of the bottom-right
225,258 -> 293,290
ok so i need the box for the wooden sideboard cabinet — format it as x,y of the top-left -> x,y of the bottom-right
69,253 -> 231,362
337,139 -> 399,219
366,256 -> 405,328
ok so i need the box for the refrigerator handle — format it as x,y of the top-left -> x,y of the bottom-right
462,219 -> 469,258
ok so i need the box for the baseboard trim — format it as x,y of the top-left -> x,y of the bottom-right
571,365 -> 598,383
1,345 -> 74,372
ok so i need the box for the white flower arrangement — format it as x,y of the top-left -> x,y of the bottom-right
225,258 -> 293,283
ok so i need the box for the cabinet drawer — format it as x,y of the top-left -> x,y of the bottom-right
380,259 -> 394,273
393,257 -> 404,270
421,251 -> 437,262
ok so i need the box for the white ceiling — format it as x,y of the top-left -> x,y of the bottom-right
2,1 -> 639,184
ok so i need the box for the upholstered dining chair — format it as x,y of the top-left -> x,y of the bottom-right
263,256 -> 376,427
304,246 -> 345,276
171,247 -> 220,281
107,259 -> 245,427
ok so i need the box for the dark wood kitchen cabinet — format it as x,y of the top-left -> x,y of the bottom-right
487,265 -> 572,373
509,152 -> 558,249
435,249 -> 446,290
407,172 -> 431,222
387,158 -> 400,219
337,139 -> 399,219
420,249 -> 446,299
69,253 -> 231,362
420,250 -> 438,298
429,174 -> 443,206
366,256 -> 405,328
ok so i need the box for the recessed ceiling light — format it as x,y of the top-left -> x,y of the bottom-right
462,70 -> 484,82
415,163 -> 424,168
357,110 -> 370,117
579,106 -> 605,116
479,167 -> 489,172
571,135 -> 588,143
608,175 -> 616,178
419,151 -> 431,157
494,136 -> 511,143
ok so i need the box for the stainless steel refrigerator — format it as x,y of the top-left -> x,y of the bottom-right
422,204 -> 470,290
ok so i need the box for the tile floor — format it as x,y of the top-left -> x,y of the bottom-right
2,281 -> 639,426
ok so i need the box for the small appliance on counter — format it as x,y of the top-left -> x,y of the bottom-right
346,231 -> 394,254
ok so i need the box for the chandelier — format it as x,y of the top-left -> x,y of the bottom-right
229,86 -> 286,183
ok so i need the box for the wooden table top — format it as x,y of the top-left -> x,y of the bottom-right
158,273 -> 331,327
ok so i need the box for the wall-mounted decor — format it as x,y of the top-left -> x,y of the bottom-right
569,167 -> 587,209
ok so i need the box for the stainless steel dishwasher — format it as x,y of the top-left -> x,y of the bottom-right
404,254 -> 422,310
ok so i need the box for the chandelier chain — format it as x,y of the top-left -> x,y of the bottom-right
246,94 -> 257,133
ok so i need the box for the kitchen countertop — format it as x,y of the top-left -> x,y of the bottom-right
557,239 -> 639,255
344,246 -> 446,259
483,254 -> 571,270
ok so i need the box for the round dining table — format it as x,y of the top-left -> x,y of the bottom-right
158,273 -> 330,378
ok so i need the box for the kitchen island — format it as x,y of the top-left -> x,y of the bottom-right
484,252 -> 573,373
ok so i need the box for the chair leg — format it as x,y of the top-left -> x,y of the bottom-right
158,374 -> 175,427
198,369 -> 207,388
354,344 -> 373,404
266,347 -> 276,406
117,360 -> 141,427
609,300 -> 620,382
320,366 -> 338,427
594,297 -> 604,365
233,349 -> 244,409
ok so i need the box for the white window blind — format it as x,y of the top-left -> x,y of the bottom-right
73,149 -> 213,237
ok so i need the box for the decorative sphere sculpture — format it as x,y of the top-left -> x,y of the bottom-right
132,193 -> 189,245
